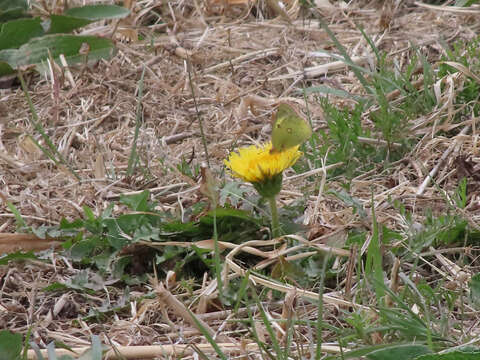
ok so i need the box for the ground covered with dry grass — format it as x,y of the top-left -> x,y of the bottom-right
1,0 -> 480,359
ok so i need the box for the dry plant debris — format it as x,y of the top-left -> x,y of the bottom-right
1,0 -> 480,358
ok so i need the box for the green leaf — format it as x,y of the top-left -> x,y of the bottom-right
51,341 -> 76,357
200,207 -> 258,228
83,206 -> 96,221
328,189 -> 367,218
68,270 -> 105,291
367,201 -> 385,304
0,330 -> 22,360
7,201 -> 27,229
0,251 -> 37,265
219,181 -> 246,207
366,344 -> 432,360
0,34 -> 116,71
47,14 -> 92,34
60,217 -> 84,230
120,190 -> 151,211
70,237 -> 105,260
42,282 -> 69,292
208,207 -> 257,223
161,221 -> 200,236
65,5 -> 130,21
0,18 -> 44,50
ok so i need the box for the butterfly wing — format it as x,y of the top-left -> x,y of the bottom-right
271,103 -> 312,152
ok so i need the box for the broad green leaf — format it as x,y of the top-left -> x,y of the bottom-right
65,5 -> 130,21
0,330 -> 22,360
0,17 -> 43,50
366,344 -> 432,360
70,237 -> 102,260
60,217 -> 84,230
200,207 -> 258,229
208,207 -> 257,223
0,34 -> 115,71
120,190 -> 151,211
83,206 -> 96,221
47,14 -> 92,34
103,217 -> 135,248
161,220 -> 200,235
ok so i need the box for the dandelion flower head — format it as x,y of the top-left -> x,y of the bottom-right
224,142 -> 301,184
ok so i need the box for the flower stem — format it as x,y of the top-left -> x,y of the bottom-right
268,196 -> 280,238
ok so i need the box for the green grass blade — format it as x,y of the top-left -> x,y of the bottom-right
186,59 -> 210,168
213,207 -> 223,300
357,23 -> 381,63
250,286 -> 285,360
187,309 -> 228,360
317,17 -> 371,94
245,293 -> 276,360
316,253 -> 330,360
127,66 -> 145,176
18,70 -> 80,180
21,326 -> 33,360
6,201 -> 27,228
233,269 -> 250,314
366,195 -> 385,305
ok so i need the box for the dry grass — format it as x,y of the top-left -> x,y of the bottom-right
1,0 -> 480,358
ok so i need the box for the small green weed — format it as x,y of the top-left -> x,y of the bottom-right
304,21 -> 438,179
439,35 -> 480,118
26,189 -> 268,284
317,100 -> 375,177
177,156 -> 201,180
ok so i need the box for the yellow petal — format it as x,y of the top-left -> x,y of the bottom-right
224,142 -> 301,183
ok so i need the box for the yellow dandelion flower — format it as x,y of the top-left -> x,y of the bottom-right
224,142 -> 301,184
225,141 -> 303,238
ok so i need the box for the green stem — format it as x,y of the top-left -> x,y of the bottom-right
268,196 -> 280,238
